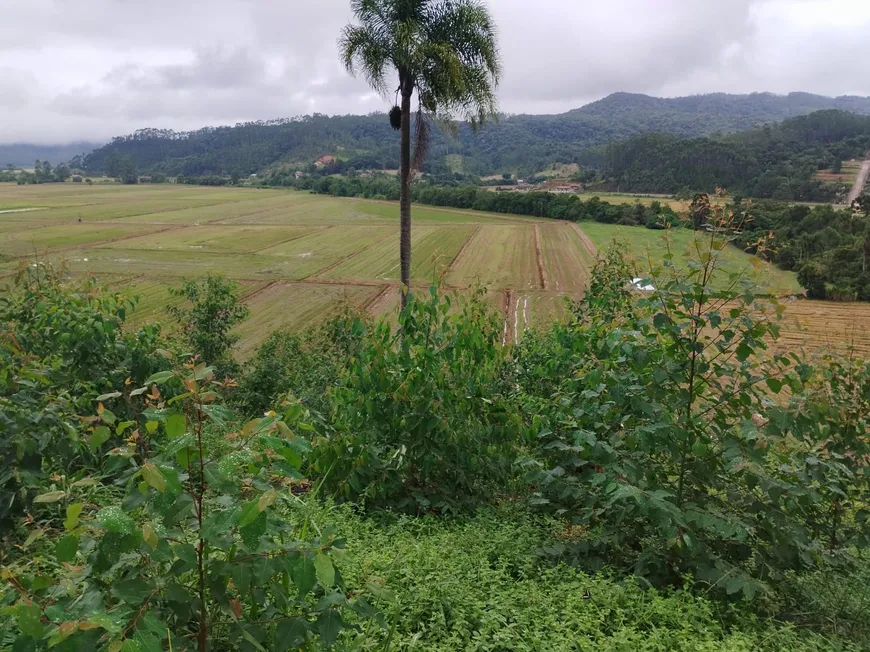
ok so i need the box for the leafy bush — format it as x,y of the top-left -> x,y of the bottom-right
2,362 -> 377,651
168,275 -> 249,374
234,308 -> 367,419
517,213 -> 870,597
0,266 -> 169,523
311,288 -> 522,513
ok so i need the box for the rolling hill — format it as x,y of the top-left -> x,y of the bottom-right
75,92 -> 870,179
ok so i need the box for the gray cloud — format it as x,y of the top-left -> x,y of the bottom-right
0,0 -> 868,144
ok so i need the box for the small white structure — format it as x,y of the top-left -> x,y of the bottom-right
631,277 -> 656,292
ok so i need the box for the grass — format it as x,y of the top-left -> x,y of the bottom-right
294,504 -> 866,651
3,183 -> 853,358
447,225 -> 541,290
578,222 -> 803,295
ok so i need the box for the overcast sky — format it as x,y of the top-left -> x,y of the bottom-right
1,0 -> 869,145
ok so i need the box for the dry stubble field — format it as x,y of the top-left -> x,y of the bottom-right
1,183 -> 869,358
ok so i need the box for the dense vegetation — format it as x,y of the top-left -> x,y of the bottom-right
734,196 -> 870,300
3,214 -> 870,649
78,92 -> 870,179
605,110 -> 870,201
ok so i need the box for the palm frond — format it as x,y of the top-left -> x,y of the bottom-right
412,108 -> 432,171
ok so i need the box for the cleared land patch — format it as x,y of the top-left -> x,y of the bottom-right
447,225 -> 540,290
538,223 -> 595,293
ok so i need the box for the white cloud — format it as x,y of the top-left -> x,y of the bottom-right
0,0 -> 868,143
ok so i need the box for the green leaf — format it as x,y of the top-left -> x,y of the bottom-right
289,554 -> 317,598
55,534 -> 79,563
165,413 -> 186,439
89,426 -> 111,451
237,499 -> 262,529
100,408 -> 117,426
736,340 -> 753,362
766,378 -> 783,394
71,477 -> 98,488
145,370 -> 175,385
316,609 -> 344,646
145,420 -> 159,434
82,613 -> 121,634
96,506 -> 134,534
314,553 -> 335,588
652,313 -> 670,330
202,404 -> 234,427
33,491 -> 66,503
112,579 -> 153,606
22,528 -> 45,549
64,503 -> 83,531
17,603 -> 44,639
140,464 -> 166,492
142,524 -> 158,549
95,391 -> 122,402
274,618 -> 308,652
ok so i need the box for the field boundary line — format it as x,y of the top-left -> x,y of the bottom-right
534,225 -> 548,290
350,197 -> 546,225
567,221 -> 598,258
93,196 -> 266,224
250,226 -> 333,253
444,225 -> 481,275
85,224 -> 187,251
362,285 -> 393,312
240,280 -> 281,303
304,229 -> 396,280
502,289 -> 513,345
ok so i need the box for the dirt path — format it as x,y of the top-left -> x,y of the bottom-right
847,156 -> 870,205
567,221 -> 598,258
533,225 -> 548,290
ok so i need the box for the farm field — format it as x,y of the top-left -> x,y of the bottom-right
578,221 -> 803,295
813,159 -> 863,187
1,183 -> 865,357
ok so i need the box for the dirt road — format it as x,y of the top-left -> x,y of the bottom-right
847,157 -> 870,205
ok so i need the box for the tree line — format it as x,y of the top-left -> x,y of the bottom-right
604,110 -> 870,201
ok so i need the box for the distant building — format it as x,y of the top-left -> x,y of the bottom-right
550,184 -> 581,194
314,155 -> 337,167
295,171 -> 303,179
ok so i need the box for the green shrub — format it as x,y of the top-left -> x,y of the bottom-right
0,265 -> 170,523
168,275 -> 249,374
1,363 -> 377,651
311,287 -> 522,514
517,216 -> 870,597
235,308 -> 367,419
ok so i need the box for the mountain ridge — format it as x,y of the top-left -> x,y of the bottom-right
16,91 -> 870,177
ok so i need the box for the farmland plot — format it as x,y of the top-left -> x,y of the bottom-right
233,282 -> 381,358
3,183 -> 860,358
446,225 -> 540,290
321,225 -> 475,282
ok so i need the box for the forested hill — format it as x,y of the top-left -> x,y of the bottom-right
604,109 -> 870,202
80,92 -> 870,178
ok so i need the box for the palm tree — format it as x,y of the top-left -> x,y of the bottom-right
340,0 -> 500,307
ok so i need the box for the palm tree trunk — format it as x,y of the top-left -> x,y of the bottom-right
399,90 -> 412,309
